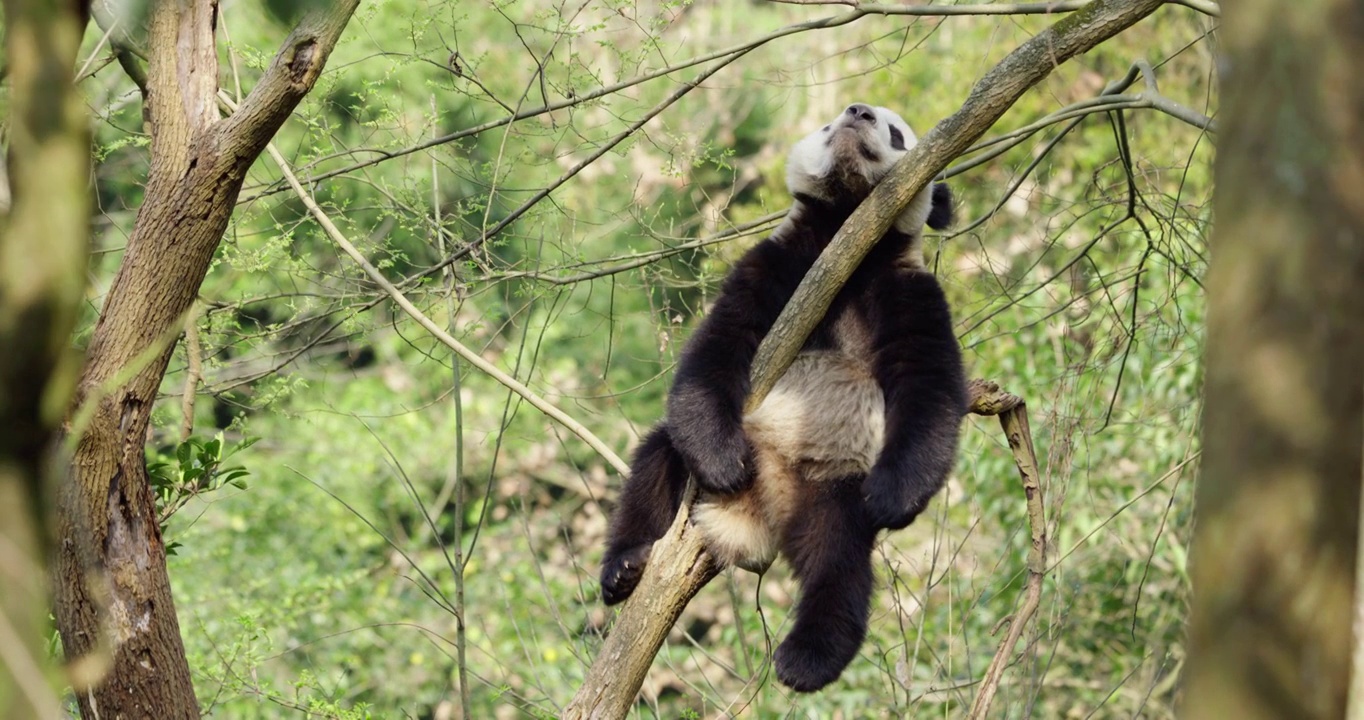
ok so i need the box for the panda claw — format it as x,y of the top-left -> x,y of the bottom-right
600,544 -> 652,605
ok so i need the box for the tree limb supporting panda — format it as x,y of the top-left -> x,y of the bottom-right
601,103 -> 967,693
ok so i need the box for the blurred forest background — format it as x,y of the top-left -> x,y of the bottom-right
14,0 -> 1223,717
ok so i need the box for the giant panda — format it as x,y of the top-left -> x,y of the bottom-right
600,103 -> 967,693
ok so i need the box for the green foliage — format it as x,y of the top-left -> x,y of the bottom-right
147,433 -> 257,554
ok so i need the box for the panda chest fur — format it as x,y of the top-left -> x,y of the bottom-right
743,306 -> 886,482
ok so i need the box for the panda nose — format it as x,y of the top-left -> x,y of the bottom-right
845,104 -> 877,124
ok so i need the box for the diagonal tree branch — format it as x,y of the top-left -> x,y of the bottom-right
221,0 -> 359,157
89,0 -> 149,96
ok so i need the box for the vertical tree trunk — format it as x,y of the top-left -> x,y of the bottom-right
53,2 -> 360,716
0,1 -> 91,718
1183,1 -> 1364,717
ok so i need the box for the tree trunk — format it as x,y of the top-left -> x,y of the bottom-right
53,2 -> 359,716
1182,1 -> 1364,717
0,1 -> 91,718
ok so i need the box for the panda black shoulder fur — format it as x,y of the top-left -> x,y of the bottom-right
601,103 -> 967,692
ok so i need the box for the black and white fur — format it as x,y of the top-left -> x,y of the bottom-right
601,103 -> 966,692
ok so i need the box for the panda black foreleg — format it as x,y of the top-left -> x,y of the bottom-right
773,477 -> 877,693
863,269 -> 967,531
667,239 -> 813,494
600,424 -> 689,605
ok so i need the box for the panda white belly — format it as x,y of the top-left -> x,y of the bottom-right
693,346 -> 885,572
745,350 -> 886,478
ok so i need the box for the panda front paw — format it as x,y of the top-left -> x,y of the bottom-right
670,426 -> 754,495
863,503 -> 918,532
861,474 -> 930,531
686,438 -> 755,495
600,544 -> 652,605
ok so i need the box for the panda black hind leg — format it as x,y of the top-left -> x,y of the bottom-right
773,476 -> 877,693
600,425 -> 689,605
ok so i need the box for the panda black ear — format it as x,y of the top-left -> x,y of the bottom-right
926,182 -> 954,231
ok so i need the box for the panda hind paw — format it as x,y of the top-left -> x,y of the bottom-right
774,635 -> 845,693
600,544 -> 652,605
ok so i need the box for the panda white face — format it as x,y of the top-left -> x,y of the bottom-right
785,103 -> 934,236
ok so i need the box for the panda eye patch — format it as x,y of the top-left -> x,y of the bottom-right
888,125 -> 906,151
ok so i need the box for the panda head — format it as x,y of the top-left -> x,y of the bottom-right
786,103 -> 953,240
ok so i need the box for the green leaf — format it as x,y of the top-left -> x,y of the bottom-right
147,462 -> 174,488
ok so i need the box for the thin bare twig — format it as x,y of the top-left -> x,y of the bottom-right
436,46 -> 758,272
237,2 -> 1101,205
1168,0 -> 1220,16
431,100 -> 474,720
88,0 -> 148,94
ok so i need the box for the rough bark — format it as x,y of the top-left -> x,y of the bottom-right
53,2 -> 360,717
563,487 -> 720,720
1182,1 -> 1364,718
0,1 -> 91,718
565,5 -> 1174,713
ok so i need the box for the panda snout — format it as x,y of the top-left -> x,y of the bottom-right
845,104 -> 877,124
